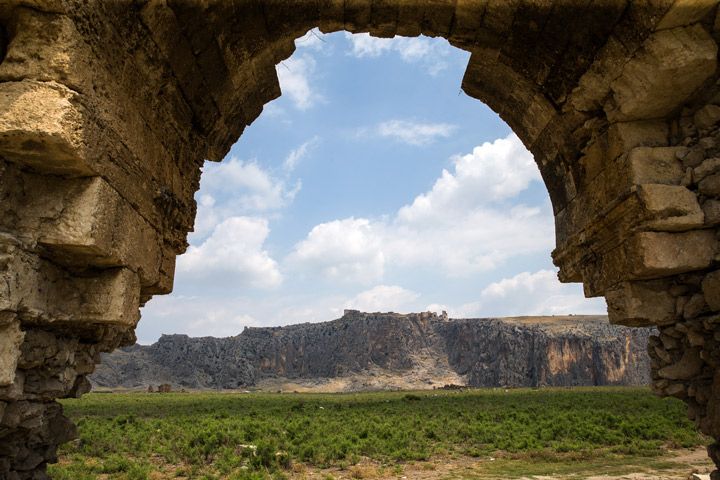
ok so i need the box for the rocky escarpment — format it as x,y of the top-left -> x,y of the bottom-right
91,311 -> 652,390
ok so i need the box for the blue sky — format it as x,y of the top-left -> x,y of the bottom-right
136,31 -> 606,343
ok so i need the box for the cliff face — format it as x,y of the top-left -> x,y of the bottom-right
91,312 -> 653,390
437,317 -> 651,388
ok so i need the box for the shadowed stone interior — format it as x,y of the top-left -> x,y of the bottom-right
2,1 -> 720,478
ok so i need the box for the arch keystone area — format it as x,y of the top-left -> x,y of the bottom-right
2,1 -> 720,478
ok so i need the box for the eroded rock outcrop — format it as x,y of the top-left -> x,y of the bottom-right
91,312 -> 652,390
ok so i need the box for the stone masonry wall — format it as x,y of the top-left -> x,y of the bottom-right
1,1 -> 720,478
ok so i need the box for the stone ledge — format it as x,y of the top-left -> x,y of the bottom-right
0,239 -> 141,327
0,80 -> 93,176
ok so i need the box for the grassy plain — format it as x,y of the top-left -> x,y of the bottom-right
50,387 -> 710,480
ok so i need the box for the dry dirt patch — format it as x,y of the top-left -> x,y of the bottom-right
290,448 -> 714,480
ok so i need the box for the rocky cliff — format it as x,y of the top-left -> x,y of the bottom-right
91,311 -> 653,391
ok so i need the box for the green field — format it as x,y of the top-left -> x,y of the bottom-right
50,387 -> 709,480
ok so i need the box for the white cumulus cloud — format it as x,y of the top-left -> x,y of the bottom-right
277,54 -> 323,110
288,217 -> 385,284
139,296 -> 261,340
192,157 -> 301,240
398,133 -> 540,223
436,270 -> 607,318
386,205 -> 552,276
179,217 -> 283,289
289,133 -> 551,280
344,285 -> 421,313
201,158 -> 299,211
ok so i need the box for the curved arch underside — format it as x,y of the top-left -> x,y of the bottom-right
1,1 -> 720,478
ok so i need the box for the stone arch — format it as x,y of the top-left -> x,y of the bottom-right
1,1 -> 720,478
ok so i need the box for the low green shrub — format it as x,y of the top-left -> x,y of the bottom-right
51,387 -> 706,479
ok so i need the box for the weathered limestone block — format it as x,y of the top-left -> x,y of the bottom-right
580,230 -> 716,297
609,24 -> 717,121
701,173 -> 720,196
631,230 -> 716,277
0,240 -> 141,326
656,0 -> 719,30
37,177 -> 163,287
637,184 -> 704,231
553,145 -> 689,257
0,78 -> 193,251
141,249 -> 176,297
0,322 -> 24,386
0,164 -> 165,288
607,120 -> 669,162
0,7 -> 93,93
703,271 -> 720,310
659,347 -> 704,380
696,105 -> 720,131
627,146 -> 687,185
0,80 -> 92,175
607,280 -> 677,326
695,158 -> 720,182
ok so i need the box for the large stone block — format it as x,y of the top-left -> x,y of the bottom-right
656,0 -> 718,30
0,80 -> 93,175
0,165 -> 163,287
0,239 -> 140,326
0,322 -> 24,386
607,120 -> 669,162
554,145 -> 687,249
627,146 -> 686,185
658,347 -> 704,380
62,268 -> 141,326
0,8 -> 92,93
630,230 -> 716,277
609,24 -> 717,121
606,280 -> 677,326
637,184 -> 704,231
37,177 -> 163,287
703,270 -> 720,310
579,230 -> 716,296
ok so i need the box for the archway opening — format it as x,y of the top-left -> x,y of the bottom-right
2,2 -> 720,478
134,30 -> 606,345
